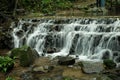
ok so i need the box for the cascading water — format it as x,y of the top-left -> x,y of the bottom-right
12,18 -> 120,64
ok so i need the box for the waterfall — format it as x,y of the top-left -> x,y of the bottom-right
12,18 -> 120,63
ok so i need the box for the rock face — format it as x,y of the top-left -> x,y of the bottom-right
80,61 -> 104,73
9,45 -> 39,67
58,57 -> 75,65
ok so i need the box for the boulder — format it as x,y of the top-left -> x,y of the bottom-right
31,65 -> 54,73
9,45 -> 39,67
58,57 -> 75,65
102,50 -> 111,60
80,61 -> 104,73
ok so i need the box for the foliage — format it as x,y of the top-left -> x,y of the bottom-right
103,59 -> 116,69
63,77 -> 72,80
19,0 -> 72,14
5,76 -> 15,80
0,56 -> 14,73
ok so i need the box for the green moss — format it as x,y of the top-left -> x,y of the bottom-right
10,45 -> 38,67
10,48 -> 21,58
103,59 -> 116,69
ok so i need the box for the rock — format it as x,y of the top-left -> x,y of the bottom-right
46,47 -> 56,53
31,65 -> 54,73
95,75 -> 112,80
80,61 -> 104,73
52,25 -> 61,32
20,71 -> 34,80
102,50 -> 112,60
15,29 -> 24,38
10,45 -> 39,67
103,59 -> 116,69
58,57 -> 75,65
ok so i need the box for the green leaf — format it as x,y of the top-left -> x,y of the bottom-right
3,68 -> 7,72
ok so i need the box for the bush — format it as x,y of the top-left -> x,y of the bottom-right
0,56 -> 14,73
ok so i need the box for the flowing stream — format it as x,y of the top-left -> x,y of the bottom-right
12,18 -> 120,64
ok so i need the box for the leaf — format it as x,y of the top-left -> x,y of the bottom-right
3,68 -> 7,72
0,64 -> 2,67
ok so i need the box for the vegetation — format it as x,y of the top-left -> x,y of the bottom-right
0,0 -> 74,15
5,76 -> 15,80
0,56 -> 14,73
103,59 -> 116,69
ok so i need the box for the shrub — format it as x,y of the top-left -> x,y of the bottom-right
0,56 -> 14,73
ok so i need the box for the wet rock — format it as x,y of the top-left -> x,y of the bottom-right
20,71 -> 34,80
113,51 -> 120,57
93,34 -> 102,47
31,65 -> 54,73
58,57 -> 75,65
102,50 -> 111,60
46,47 -> 56,53
31,19 -> 40,22
69,34 -> 79,54
80,61 -> 104,73
44,33 -> 53,48
15,29 -> 24,38
103,59 -> 116,69
52,25 -> 61,32
10,45 -> 39,67
105,26 -> 113,32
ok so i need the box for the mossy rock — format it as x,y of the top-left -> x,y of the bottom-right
10,48 -> 21,58
103,59 -> 116,69
10,45 -> 39,67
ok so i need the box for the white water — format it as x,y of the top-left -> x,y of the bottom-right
12,18 -> 120,62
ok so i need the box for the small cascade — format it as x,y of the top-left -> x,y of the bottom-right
12,18 -> 120,63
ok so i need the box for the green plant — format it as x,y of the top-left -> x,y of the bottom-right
63,77 -> 72,80
6,76 -> 15,80
0,56 -> 14,73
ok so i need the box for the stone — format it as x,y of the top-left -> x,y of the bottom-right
9,45 -> 39,67
31,65 -> 54,73
80,61 -> 104,74
20,71 -> 34,80
58,57 -> 75,65
46,47 -> 56,53
15,29 -> 24,38
102,50 -> 111,60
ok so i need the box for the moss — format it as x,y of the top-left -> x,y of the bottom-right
103,59 -> 116,69
10,48 -> 21,58
10,45 -> 39,67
